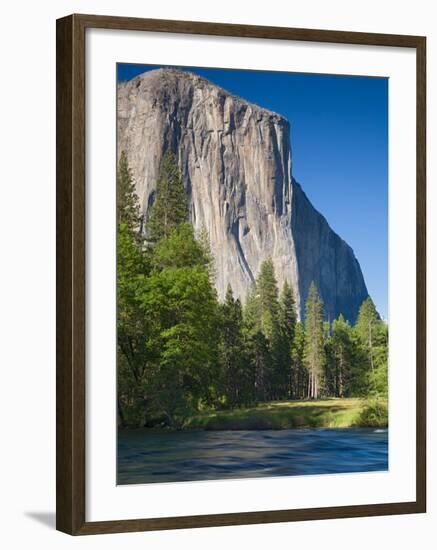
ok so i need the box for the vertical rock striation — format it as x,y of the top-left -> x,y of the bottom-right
117,68 -> 368,322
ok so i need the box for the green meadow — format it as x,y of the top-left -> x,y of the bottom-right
181,397 -> 388,431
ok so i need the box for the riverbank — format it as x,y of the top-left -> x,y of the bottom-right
181,397 -> 388,430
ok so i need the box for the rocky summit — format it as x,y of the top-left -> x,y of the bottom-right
117,68 -> 368,322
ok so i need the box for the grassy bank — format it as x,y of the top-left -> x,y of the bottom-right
181,398 -> 388,430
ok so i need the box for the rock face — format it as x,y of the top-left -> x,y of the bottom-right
117,68 -> 368,322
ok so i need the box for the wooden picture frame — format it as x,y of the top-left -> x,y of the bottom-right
56,13 -> 426,535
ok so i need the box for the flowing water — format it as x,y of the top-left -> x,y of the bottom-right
117,427 -> 388,485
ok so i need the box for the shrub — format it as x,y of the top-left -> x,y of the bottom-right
358,398 -> 388,427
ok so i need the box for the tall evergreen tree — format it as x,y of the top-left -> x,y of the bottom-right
147,151 -> 189,242
291,321 -> 306,399
280,281 -> 297,343
251,331 -> 271,402
243,287 -> 269,402
276,281 -> 297,399
117,150 -> 142,235
354,297 -> 388,397
326,314 -> 354,397
243,285 -> 261,332
304,282 -> 325,399
368,320 -> 388,397
138,224 -> 220,427
219,285 -> 249,406
116,153 -> 151,426
196,224 -> 216,282
355,297 -> 380,372
250,259 -> 283,399
256,258 -> 280,341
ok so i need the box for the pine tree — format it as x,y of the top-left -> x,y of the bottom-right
196,224 -> 216,282
304,282 -> 325,399
243,287 -> 269,402
291,321 -> 307,399
219,285 -> 249,406
251,331 -> 271,402
139,227 -> 220,427
147,151 -> 189,242
355,297 -> 380,372
276,281 -> 297,399
354,297 -> 388,397
280,281 -> 297,343
329,314 -> 353,397
243,285 -> 261,333
117,150 -> 143,238
116,153 -> 151,426
250,259 -> 282,399
256,258 -> 280,341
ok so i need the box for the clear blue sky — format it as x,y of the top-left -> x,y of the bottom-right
118,64 -> 388,319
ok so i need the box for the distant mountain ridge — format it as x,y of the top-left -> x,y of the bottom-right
117,68 -> 368,322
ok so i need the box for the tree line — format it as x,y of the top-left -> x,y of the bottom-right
117,151 -> 388,428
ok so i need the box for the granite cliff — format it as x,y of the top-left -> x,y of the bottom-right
117,68 -> 368,322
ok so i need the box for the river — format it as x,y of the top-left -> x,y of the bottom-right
117,427 -> 388,485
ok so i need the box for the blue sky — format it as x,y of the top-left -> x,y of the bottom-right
118,64 -> 388,319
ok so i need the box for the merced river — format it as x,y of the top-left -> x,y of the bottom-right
117,427 -> 388,485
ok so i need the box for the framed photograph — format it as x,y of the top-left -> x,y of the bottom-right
56,14 -> 426,535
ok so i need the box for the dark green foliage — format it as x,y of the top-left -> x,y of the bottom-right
116,152 -> 388,428
218,286 -> 253,407
152,223 -> 209,270
291,322 -> 307,399
324,314 -> 353,397
242,260 -> 293,402
304,282 -> 326,399
117,150 -> 143,237
117,152 -> 151,427
196,225 -> 216,281
256,258 -> 280,341
279,281 -> 297,344
250,331 -> 272,402
134,223 -> 220,428
117,153 -> 219,427
354,297 -> 388,397
146,151 -> 189,242
355,297 -> 380,369
255,259 -> 281,399
358,398 -> 388,427
275,281 -> 297,399
138,257 -> 219,427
